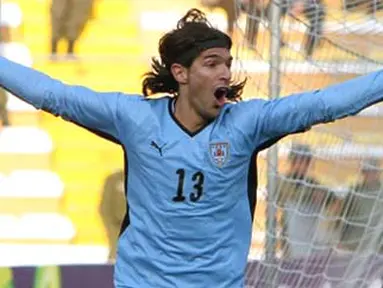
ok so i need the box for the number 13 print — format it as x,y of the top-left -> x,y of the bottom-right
172,168 -> 205,202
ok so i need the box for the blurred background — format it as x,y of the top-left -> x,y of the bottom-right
1,0 -> 383,286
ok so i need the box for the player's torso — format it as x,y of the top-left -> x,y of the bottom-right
116,98 -> 254,287
125,98 -> 251,231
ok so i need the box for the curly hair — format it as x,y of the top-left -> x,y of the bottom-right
142,8 -> 246,99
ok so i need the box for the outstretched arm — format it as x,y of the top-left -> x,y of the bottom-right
0,56 -> 123,140
232,69 -> 383,151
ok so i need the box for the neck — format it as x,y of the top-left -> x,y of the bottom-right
173,96 -> 207,133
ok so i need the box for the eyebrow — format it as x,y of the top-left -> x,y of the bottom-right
203,54 -> 233,62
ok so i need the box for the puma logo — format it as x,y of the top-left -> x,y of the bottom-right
150,141 -> 164,156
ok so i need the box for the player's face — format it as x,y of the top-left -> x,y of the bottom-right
187,47 -> 233,120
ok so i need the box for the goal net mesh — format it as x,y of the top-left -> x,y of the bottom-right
228,0 -> 383,287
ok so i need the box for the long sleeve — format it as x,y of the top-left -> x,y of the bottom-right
230,69 -> 383,152
259,70 -> 383,144
0,56 -> 122,141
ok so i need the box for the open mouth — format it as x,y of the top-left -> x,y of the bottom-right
214,87 -> 233,100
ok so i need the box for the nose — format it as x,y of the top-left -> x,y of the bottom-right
219,65 -> 231,84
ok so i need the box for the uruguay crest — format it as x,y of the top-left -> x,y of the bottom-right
209,142 -> 229,167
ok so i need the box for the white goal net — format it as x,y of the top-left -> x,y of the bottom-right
225,0 -> 383,287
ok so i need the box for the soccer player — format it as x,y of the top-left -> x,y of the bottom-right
341,158 -> 383,253
1,8 -> 383,288
277,144 -> 340,258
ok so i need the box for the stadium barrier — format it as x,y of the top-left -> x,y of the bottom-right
1,254 -> 382,288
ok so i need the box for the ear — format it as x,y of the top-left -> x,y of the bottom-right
170,63 -> 188,84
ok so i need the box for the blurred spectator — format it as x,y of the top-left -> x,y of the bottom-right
0,26 -> 11,43
99,169 -> 126,262
200,0 -> 237,36
241,0 -> 264,48
214,0 -> 326,58
340,158 -> 383,253
0,20 -> 10,126
200,0 -> 263,47
50,0 -> 94,59
0,88 -> 9,127
277,143 -> 341,258
265,0 -> 326,59
344,0 -> 383,16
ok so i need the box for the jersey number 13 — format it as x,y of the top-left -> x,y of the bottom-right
173,168 -> 205,202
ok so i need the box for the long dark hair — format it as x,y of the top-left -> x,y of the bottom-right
142,8 -> 246,99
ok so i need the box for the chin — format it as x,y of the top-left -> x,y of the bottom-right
205,109 -> 221,122
198,104 -> 222,122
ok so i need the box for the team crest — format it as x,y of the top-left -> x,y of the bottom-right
209,142 -> 230,167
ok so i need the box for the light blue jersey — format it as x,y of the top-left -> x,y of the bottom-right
1,57 -> 383,287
